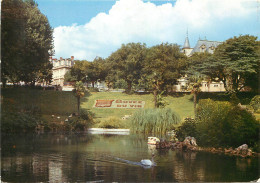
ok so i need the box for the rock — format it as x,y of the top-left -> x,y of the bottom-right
211,148 -> 216,152
183,136 -> 198,146
156,139 -> 173,149
247,149 -> 252,157
236,144 -> 248,155
224,148 -> 233,153
148,137 -> 160,145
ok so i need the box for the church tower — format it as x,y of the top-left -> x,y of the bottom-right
182,31 -> 193,57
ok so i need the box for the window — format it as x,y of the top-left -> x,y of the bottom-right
214,85 -> 218,87
200,44 -> 206,52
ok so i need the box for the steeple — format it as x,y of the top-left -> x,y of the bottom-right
183,30 -> 190,48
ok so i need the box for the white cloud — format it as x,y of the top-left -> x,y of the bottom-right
53,0 -> 258,60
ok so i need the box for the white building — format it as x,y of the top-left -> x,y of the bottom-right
51,56 -> 74,86
200,81 -> 226,92
174,35 -> 226,92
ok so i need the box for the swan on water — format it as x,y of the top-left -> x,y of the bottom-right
140,153 -> 155,166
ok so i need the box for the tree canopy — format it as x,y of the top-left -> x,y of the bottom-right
1,0 -> 54,86
143,43 -> 187,107
106,43 -> 147,91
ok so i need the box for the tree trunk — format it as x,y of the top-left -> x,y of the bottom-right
194,92 -> 197,115
92,81 -> 95,88
127,81 -> 132,91
77,96 -> 80,116
154,89 -> 158,108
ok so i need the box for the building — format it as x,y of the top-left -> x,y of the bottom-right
182,34 -> 222,57
174,35 -> 226,92
51,56 -> 74,86
200,81 -> 226,92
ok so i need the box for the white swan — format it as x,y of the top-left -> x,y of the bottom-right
140,154 -> 155,166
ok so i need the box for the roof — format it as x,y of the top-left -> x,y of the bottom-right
191,40 -> 222,54
183,36 -> 190,48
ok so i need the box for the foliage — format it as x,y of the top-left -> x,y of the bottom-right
175,118 -> 197,142
1,0 -> 54,86
130,108 -> 181,134
106,43 -> 147,91
1,104 -> 42,133
73,81 -> 87,114
195,99 -> 259,148
69,60 -> 90,82
203,35 -> 259,93
249,95 -> 260,113
67,109 -> 95,131
229,93 -> 240,105
97,117 -> 127,129
87,57 -> 107,87
143,43 -> 187,107
155,91 -> 168,108
114,79 -> 128,89
64,70 -> 77,83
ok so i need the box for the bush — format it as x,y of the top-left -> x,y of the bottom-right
2,111 -> 41,133
229,93 -> 240,105
130,108 -> 180,134
176,117 -> 197,141
97,117 -> 127,129
195,99 -> 259,148
249,95 -> 260,113
67,109 -> 95,131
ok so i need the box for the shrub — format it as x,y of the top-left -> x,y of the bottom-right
97,117 -> 127,129
2,111 -> 41,133
249,95 -> 260,113
176,117 -> 197,141
130,108 -> 180,135
195,99 -> 259,148
67,109 -> 95,131
229,93 -> 240,105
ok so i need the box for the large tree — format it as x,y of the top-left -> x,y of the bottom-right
87,57 -> 107,87
1,0 -> 54,86
143,43 -> 187,107
67,60 -> 90,83
106,43 -> 147,91
203,35 -> 259,93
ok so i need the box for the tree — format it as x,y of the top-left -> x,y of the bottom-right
87,57 -> 107,87
204,35 -> 259,93
143,43 -> 187,108
69,60 -> 90,82
1,0 -> 28,85
106,43 -> 147,91
1,0 -> 54,86
73,81 -> 86,115
186,52 -> 212,113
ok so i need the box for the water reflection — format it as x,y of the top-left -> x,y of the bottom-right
1,133 -> 259,182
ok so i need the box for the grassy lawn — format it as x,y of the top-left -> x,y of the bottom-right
3,88 -> 259,131
81,92 -> 195,122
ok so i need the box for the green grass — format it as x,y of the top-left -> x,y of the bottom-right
1,88 -> 194,126
82,92 -> 194,122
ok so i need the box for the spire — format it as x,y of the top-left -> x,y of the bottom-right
183,29 -> 190,48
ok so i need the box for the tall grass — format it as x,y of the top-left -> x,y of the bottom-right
130,108 -> 181,135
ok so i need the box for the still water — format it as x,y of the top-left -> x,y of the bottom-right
1,133 -> 259,182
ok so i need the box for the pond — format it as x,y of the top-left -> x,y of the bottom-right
1,133 -> 259,182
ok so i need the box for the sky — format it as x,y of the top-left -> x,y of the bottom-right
37,0 -> 260,61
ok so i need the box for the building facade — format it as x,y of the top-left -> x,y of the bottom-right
51,56 -> 74,86
182,35 -> 222,57
175,35 -> 226,92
